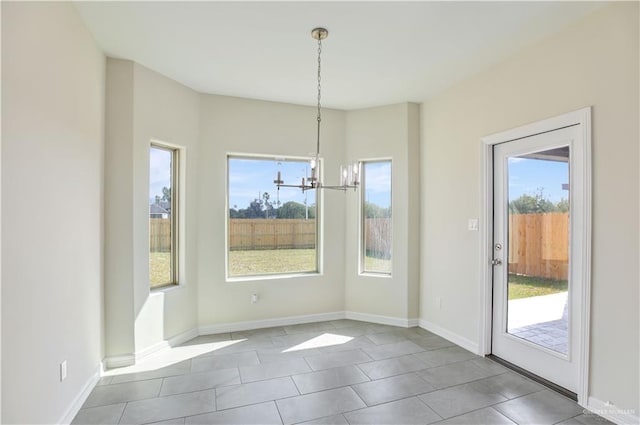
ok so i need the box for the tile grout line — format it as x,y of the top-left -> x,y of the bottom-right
157,377 -> 166,397
412,394 -> 445,421
352,363 -> 373,382
288,373 -> 303,395
117,401 -> 128,425
273,399 -> 286,425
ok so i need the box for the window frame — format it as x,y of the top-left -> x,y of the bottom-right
225,153 -> 322,281
149,142 -> 180,289
359,158 -> 393,277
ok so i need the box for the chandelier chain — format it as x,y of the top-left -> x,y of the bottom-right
316,37 -> 322,157
273,27 -> 359,192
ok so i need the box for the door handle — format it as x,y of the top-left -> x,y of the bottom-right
491,258 -> 502,266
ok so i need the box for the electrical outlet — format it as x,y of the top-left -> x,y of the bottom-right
468,218 -> 479,231
436,297 -> 442,309
60,360 -> 67,382
251,293 -> 258,304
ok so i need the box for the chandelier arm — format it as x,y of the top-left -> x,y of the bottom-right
322,184 -> 358,191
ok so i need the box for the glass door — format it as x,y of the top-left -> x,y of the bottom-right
492,125 -> 581,393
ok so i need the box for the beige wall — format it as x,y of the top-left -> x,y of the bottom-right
1,2 -> 105,423
105,75 -> 422,348
104,60 -> 135,358
131,63 -> 200,352
104,59 -> 200,358
344,104 -> 421,321
197,95 -> 347,327
420,2 -> 638,414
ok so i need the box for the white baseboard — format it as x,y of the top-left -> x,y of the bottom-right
135,340 -> 170,362
110,312 -> 420,368
106,328 -> 199,365
419,319 -> 480,354
168,327 -> 199,347
586,397 -> 639,425
345,311 -> 418,328
133,327 -> 198,362
103,353 -> 135,369
407,318 -> 420,327
58,364 -> 101,425
198,311 -> 345,335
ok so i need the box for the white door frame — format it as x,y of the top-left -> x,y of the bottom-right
478,107 -> 592,406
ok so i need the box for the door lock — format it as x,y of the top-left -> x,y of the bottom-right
491,258 -> 502,266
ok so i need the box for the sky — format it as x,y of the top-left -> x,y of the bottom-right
228,157 -> 392,209
228,158 -> 316,209
363,161 -> 392,208
149,146 -> 172,203
508,157 -> 569,202
150,150 -> 566,208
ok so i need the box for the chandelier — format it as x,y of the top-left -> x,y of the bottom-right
274,27 -> 360,192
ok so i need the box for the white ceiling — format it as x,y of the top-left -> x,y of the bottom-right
75,1 -> 605,110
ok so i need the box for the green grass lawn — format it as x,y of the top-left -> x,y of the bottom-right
508,273 -> 568,300
364,256 -> 392,274
154,252 -> 559,297
228,249 -> 393,276
229,248 -> 317,276
150,252 -> 172,288
228,249 -> 391,276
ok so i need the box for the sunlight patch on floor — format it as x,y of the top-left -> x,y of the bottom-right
282,333 -> 353,352
103,339 -> 247,375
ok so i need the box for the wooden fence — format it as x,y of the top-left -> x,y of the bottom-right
150,217 -> 393,254
364,218 -> 392,258
229,219 -> 316,250
150,218 -> 172,252
152,215 -> 567,279
508,212 -> 569,281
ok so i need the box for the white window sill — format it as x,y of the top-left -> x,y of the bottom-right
226,272 -> 323,283
150,283 -> 185,294
359,272 -> 392,279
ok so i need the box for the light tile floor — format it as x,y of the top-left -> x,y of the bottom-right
73,320 -> 612,425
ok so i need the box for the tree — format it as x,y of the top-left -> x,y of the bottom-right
277,201 -> 307,219
262,192 -> 274,219
229,195 -> 318,220
162,186 -> 171,202
364,202 -> 391,218
229,207 -> 243,218
245,198 -> 264,218
509,189 -> 567,214
556,198 -> 569,213
307,204 -> 316,219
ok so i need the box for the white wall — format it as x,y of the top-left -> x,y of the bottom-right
104,59 -> 135,358
197,95 -> 347,327
344,103 -> 420,322
104,59 -> 200,359
132,63 -> 200,352
1,2 -> 105,423
420,2 -> 638,415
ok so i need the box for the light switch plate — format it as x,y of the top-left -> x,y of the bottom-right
60,360 -> 67,382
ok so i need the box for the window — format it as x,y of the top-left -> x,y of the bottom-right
361,160 -> 392,275
227,155 -> 318,278
149,144 -> 179,288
